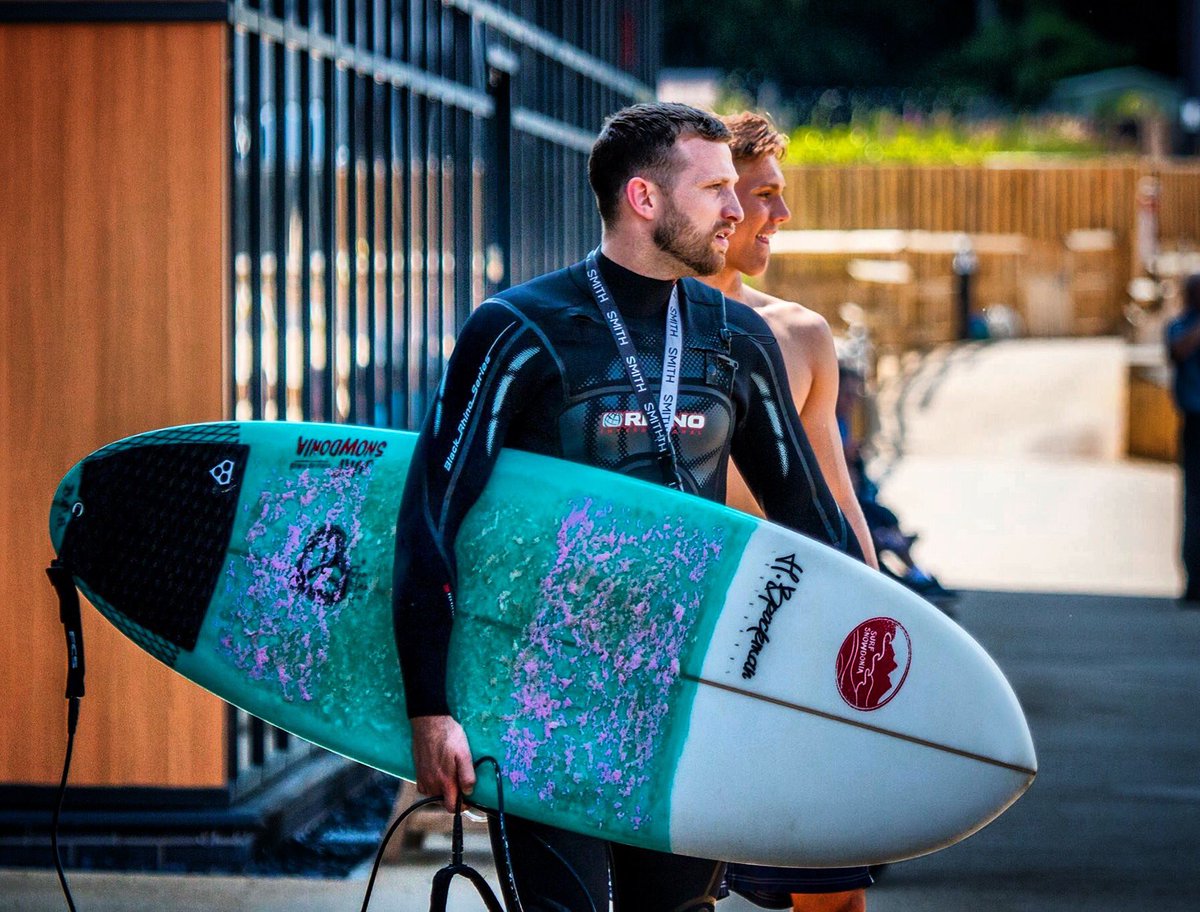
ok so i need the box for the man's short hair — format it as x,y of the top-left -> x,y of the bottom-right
588,102 -> 730,226
721,111 -> 788,165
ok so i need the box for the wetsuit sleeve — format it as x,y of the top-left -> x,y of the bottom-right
393,300 -> 548,717
729,324 -> 864,562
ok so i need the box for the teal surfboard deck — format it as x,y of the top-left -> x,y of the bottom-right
49,421 -> 753,851
50,421 -> 1036,866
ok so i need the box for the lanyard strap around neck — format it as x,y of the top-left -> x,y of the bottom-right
584,249 -> 684,490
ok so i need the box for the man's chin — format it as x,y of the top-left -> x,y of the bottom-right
668,250 -> 726,277
696,254 -> 727,277
727,253 -> 769,278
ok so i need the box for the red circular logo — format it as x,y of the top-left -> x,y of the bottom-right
835,617 -> 912,711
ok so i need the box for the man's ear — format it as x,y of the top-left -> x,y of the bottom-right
623,176 -> 659,222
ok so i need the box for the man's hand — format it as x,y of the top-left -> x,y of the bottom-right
410,714 -> 476,812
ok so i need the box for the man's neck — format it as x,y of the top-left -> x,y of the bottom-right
600,231 -> 686,281
702,266 -> 745,299
595,251 -> 675,318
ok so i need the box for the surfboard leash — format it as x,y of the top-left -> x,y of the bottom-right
46,560 -> 85,912
358,792 -> 444,912
427,793 -> 506,912
469,756 -> 525,912
358,755 -> 523,912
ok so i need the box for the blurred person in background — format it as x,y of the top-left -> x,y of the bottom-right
1166,273 -> 1200,606
836,366 -> 954,605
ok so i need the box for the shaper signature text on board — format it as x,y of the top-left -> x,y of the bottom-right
742,553 -> 804,680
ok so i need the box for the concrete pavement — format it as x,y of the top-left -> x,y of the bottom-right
857,339 -> 1197,910
858,589 -> 1199,912
871,338 -> 1182,596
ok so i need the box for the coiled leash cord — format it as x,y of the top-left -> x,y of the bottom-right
360,756 -> 524,912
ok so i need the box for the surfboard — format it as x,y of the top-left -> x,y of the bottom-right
49,421 -> 1035,867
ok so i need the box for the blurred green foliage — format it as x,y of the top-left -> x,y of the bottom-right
782,114 -> 1108,164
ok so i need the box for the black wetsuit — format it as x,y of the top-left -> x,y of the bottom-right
393,253 -> 861,911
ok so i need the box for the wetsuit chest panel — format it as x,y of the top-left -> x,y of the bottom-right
554,305 -> 735,494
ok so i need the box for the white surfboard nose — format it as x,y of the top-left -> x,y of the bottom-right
667,523 -> 1037,866
669,677 -> 1035,866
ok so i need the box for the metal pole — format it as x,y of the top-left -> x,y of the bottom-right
953,234 -> 979,341
486,50 -> 514,292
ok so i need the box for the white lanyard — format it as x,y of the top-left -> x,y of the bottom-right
584,249 -> 684,488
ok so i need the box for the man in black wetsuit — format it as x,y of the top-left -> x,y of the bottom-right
393,102 -> 862,912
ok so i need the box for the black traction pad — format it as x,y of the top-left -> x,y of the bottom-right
59,436 -> 249,653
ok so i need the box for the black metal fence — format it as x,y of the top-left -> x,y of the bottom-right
227,0 -> 658,793
230,0 -> 657,430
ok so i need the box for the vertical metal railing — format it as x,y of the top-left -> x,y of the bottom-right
225,0 -> 657,796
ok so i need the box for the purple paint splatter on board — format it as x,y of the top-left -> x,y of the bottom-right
499,498 -> 723,827
219,465 -> 369,702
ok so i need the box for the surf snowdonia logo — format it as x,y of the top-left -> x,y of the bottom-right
835,617 -> 911,711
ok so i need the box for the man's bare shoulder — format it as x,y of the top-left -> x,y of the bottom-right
740,287 -> 834,353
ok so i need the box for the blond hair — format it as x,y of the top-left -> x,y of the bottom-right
720,112 -> 788,164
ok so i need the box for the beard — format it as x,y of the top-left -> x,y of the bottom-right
652,196 -> 729,276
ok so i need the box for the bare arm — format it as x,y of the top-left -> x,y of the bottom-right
780,315 -> 879,569
728,322 -> 861,559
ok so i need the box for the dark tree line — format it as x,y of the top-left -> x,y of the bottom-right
663,0 -> 1184,107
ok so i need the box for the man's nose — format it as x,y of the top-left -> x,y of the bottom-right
772,195 -> 791,225
723,191 -> 744,225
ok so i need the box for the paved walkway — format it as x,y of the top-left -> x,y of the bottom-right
841,589 -> 1199,912
870,338 -> 1182,597
5,339 -> 1196,910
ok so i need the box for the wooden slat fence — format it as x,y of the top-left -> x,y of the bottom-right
765,161 -> 1200,347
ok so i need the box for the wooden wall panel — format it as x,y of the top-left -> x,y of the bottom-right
781,162 -> 1200,251
1158,162 -> 1200,244
0,23 -> 229,788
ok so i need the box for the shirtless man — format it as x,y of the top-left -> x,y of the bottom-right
705,112 -> 876,570
701,112 -> 876,912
